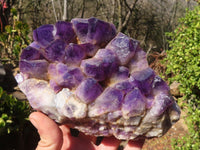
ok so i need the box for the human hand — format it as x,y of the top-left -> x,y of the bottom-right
29,112 -> 144,150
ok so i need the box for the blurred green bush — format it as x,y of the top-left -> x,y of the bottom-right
0,86 -> 30,135
165,6 -> 200,150
0,8 -> 30,65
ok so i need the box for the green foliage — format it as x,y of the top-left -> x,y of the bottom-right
171,98 -> 200,150
166,8 -> 200,97
165,6 -> 200,149
0,8 -> 30,64
0,87 -> 30,135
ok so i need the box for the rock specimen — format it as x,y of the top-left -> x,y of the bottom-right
16,17 -> 180,140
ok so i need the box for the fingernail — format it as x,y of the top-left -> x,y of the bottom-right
30,117 -> 38,129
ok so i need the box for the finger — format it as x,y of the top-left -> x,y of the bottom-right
59,125 -> 71,150
124,139 -> 145,150
97,136 -> 121,150
60,125 -> 96,150
78,131 -> 97,144
29,112 -> 63,150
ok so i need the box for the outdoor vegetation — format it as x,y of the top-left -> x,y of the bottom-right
165,6 -> 200,149
0,0 -> 199,149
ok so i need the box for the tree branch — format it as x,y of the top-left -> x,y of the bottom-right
58,0 -> 63,19
117,0 -> 122,31
118,0 -> 138,32
51,0 -> 57,21
63,0 -> 67,21
111,0 -> 115,23
80,0 -> 85,18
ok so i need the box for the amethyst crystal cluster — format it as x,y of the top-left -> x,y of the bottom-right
16,17 -> 180,140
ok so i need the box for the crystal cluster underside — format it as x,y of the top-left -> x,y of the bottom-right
16,17 -> 180,140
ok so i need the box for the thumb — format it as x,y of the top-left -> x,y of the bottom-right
29,112 -> 63,150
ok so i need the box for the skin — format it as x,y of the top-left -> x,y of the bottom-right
29,112 -> 144,150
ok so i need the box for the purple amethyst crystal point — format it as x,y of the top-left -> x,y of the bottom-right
33,24 -> 55,47
81,58 -> 105,81
95,48 -> 119,76
17,17 -> 180,140
152,76 -> 170,94
45,39 -> 67,62
72,17 -> 116,47
80,43 -> 99,57
81,56 -> 118,81
64,43 -> 86,66
19,60 -> 49,80
106,32 -> 139,65
87,17 -> 117,46
151,92 -> 174,116
76,78 -> 103,104
114,80 -> 134,94
88,87 -> 124,117
129,48 -> 149,73
48,63 -> 85,90
71,18 -> 89,43
20,46 -> 44,60
110,66 -> 130,85
122,88 -> 146,118
95,48 -> 117,59
55,21 -> 76,43
130,68 -> 155,95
